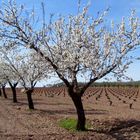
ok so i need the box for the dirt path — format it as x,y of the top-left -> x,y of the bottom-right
0,98 -> 70,140
0,99 -> 29,134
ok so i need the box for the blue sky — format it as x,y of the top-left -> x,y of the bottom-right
1,0 -> 140,83
14,0 -> 140,20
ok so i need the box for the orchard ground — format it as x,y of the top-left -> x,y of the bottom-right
0,87 -> 140,140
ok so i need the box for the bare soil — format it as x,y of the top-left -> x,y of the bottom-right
0,87 -> 140,140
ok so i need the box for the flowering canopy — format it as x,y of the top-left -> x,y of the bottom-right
0,45 -> 48,89
0,1 -> 140,94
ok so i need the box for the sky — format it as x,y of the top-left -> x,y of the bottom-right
1,0 -> 140,85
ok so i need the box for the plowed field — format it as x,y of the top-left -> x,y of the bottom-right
0,87 -> 140,140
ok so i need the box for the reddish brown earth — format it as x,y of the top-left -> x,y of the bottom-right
0,87 -> 140,140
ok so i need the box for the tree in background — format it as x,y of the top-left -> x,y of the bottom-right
0,0 -> 140,130
0,44 -> 49,109
0,46 -> 20,102
0,74 -> 7,99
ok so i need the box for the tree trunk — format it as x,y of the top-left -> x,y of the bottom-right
11,86 -> 18,103
69,90 -> 86,131
0,88 -> 2,96
8,82 -> 18,103
26,89 -> 34,109
2,86 -> 7,98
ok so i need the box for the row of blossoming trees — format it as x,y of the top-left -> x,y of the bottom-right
0,0 -> 140,130
0,45 -> 49,109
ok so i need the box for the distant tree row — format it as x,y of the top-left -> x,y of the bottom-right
91,81 -> 140,87
51,81 -> 140,87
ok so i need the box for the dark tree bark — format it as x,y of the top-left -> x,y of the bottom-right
68,88 -> 86,131
26,89 -> 34,109
2,85 -> 7,98
11,86 -> 17,103
9,82 -> 18,103
0,88 -> 2,96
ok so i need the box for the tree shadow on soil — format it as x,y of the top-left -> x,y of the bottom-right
88,119 -> 140,140
108,120 -> 140,140
34,101 -> 70,106
36,108 -> 108,116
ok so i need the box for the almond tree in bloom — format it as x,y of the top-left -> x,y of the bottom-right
0,45 -> 21,102
15,51 -> 48,109
0,0 -> 140,130
0,43 -> 48,109
0,60 -> 19,102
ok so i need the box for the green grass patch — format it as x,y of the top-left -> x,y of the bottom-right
58,118 -> 91,131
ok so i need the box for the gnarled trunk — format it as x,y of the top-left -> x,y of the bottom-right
68,88 -> 86,131
26,89 -> 34,109
2,85 -> 7,99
